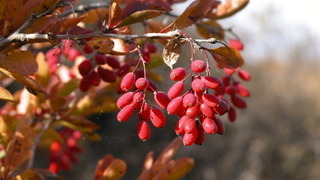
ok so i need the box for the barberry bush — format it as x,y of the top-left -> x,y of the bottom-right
0,0 -> 250,179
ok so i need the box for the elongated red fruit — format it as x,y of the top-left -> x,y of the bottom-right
154,91 -> 171,109
170,67 -> 186,81
202,94 -> 220,107
78,59 -> 92,77
236,83 -> 250,97
120,72 -> 136,91
174,116 -> 189,135
231,95 -> 247,109
185,102 -> 200,118
191,78 -> 206,92
214,100 -> 229,115
212,116 -> 225,135
202,76 -> 221,89
201,117 -> 218,134
191,60 -> 207,73
150,107 -> 166,128
238,69 -> 251,81
200,103 -> 215,118
117,104 -> 135,122
132,91 -> 145,109
137,121 -> 151,141
228,106 -> 237,122
166,97 -> 183,115
229,39 -> 244,51
135,77 -> 149,90
183,117 -> 196,134
167,81 -> 184,99
116,92 -> 134,109
194,123 -> 205,145
98,67 -> 117,83
138,102 -> 150,121
183,128 -> 198,146
183,93 -> 197,107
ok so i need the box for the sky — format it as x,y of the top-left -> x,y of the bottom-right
172,0 -> 320,62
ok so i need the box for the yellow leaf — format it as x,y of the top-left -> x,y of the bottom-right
0,51 -> 37,76
86,37 -> 114,54
103,158 -> 127,180
208,47 -> 245,69
114,10 -> 165,28
35,52 -> 50,87
0,86 -> 15,102
82,8 -> 108,24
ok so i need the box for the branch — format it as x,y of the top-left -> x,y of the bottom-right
2,30 -> 219,46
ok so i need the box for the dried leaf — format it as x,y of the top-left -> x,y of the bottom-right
208,47 -> 245,69
137,151 -> 154,180
102,158 -> 127,180
82,8 -> 108,24
196,19 -> 225,40
0,51 -> 38,76
5,118 -> 34,171
108,2 -> 123,27
164,0 -> 214,31
94,154 -> 114,180
24,16 -> 61,34
162,39 -> 181,69
211,0 -> 249,19
0,67 -> 46,94
0,86 -> 15,102
86,37 -> 114,54
114,10 -> 165,28
15,168 -> 45,180
151,137 -> 182,175
154,158 -> 194,179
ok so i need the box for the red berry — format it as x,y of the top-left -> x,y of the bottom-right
201,117 -> 218,134
67,48 -> 82,61
175,116 -> 189,135
95,54 -> 107,65
213,100 -> 229,115
183,117 -> 196,133
225,85 -> 237,95
167,81 -> 184,99
106,56 -> 120,69
135,78 -> 149,90
67,137 -> 77,148
170,68 -> 186,81
137,121 -> 151,141
200,103 -> 215,118
194,123 -> 205,145
132,91 -> 145,109
60,155 -> 71,171
224,68 -> 235,75
229,39 -> 244,50
222,75 -> 231,86
185,102 -> 200,118
228,106 -> 237,122
50,141 -> 62,153
117,64 -> 131,76
142,50 -> 151,64
154,91 -> 171,109
83,45 -> 94,54
182,128 -> 198,146
79,76 -> 93,92
138,102 -> 150,121
49,162 -> 59,174
231,95 -> 247,109
88,70 -> 101,86
202,94 -> 220,108
62,40 -> 75,54
117,92 -> 134,109
98,66 -> 117,83
238,70 -> 251,81
166,97 -> 183,115
150,107 -> 166,128
236,83 -> 250,97
117,104 -> 135,122
120,72 -> 136,91
191,60 -> 206,73
212,116 -> 225,135
191,78 -> 206,92
145,43 -> 157,53
78,59 -> 92,77
72,131 -> 82,140
202,76 -> 221,89
183,93 -> 197,107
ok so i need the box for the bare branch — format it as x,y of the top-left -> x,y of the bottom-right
59,2 -> 111,17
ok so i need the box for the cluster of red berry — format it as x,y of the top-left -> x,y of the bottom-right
116,39 -> 250,145
48,129 -> 82,174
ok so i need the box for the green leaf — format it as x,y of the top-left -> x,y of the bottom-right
0,86 -> 15,102
207,47 -> 245,69
114,10 -> 165,28
57,79 -> 80,97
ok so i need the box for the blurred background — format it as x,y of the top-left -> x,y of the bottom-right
61,0 -> 320,179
